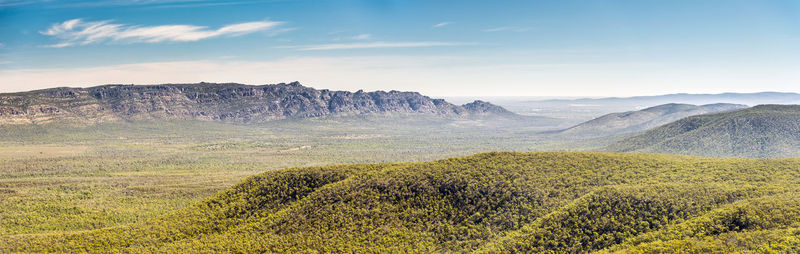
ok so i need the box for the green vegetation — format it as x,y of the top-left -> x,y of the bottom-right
4,106 -> 800,253
3,151 -> 800,253
607,105 -> 800,158
0,116 -> 575,237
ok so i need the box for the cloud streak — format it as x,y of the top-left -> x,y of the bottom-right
40,19 -> 283,48
350,34 -> 372,40
283,41 -> 471,51
433,22 -> 452,28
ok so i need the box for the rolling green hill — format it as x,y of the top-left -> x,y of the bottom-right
3,152 -> 800,253
606,105 -> 800,158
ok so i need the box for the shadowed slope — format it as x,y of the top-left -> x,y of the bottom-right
607,105 -> 800,158
558,103 -> 746,138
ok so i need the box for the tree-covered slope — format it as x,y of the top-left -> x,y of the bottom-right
3,152 -> 800,253
558,103 -> 746,137
606,105 -> 800,158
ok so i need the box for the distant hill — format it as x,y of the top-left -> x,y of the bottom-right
558,103 -> 747,137
472,92 -> 800,121
607,105 -> 800,158
533,92 -> 800,109
0,82 -> 516,125
5,152 -> 800,253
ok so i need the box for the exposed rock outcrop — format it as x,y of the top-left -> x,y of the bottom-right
0,82 -> 515,125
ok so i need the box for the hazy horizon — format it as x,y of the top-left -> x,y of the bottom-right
2,0 -> 800,96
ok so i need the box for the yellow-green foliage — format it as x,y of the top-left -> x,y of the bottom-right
3,151 -> 800,253
0,119 -> 561,237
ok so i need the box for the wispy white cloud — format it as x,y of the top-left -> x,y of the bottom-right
267,27 -> 297,36
281,41 -> 471,51
350,34 -> 372,40
0,61 -> 11,65
40,18 -> 283,48
331,33 -> 373,41
433,22 -> 452,28
41,42 -> 75,48
483,26 -> 532,32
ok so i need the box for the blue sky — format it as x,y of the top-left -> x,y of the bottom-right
0,0 -> 799,96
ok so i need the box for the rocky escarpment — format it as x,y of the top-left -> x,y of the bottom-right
0,82 -> 515,125
461,100 -> 515,115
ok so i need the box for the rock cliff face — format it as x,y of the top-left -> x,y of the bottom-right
0,82 -> 515,125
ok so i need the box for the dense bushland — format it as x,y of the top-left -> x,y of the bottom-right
3,151 -> 800,253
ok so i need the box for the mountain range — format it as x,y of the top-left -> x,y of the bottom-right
4,83 -> 800,158
0,82 -> 514,125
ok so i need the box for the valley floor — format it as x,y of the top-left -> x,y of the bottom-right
0,117 -> 588,237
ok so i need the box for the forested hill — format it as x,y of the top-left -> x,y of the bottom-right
0,82 -> 515,125
4,151 -> 800,253
607,104 -> 800,158
558,103 -> 746,137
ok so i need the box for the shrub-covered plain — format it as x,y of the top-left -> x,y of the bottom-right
0,117 -> 576,237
